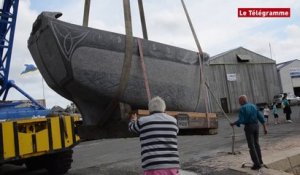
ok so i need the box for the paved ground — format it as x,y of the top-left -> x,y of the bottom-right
1,105 -> 300,175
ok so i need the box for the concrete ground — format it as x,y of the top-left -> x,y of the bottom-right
69,105 -> 300,175
179,106 -> 300,175
61,105 -> 300,175
1,105 -> 300,175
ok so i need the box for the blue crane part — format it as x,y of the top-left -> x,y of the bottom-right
0,1 -> 81,174
0,0 -> 50,119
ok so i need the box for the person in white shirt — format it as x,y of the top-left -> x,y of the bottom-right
263,105 -> 270,124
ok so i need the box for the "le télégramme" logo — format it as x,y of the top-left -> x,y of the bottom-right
238,8 -> 290,18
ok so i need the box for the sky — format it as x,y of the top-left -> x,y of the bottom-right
1,0 -> 300,108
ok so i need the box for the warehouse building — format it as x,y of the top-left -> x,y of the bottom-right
205,47 -> 281,113
277,59 -> 300,97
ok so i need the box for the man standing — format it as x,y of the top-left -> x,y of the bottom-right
230,95 -> 268,170
129,96 -> 180,175
282,93 -> 292,123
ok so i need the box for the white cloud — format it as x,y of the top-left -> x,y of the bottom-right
285,24 -> 300,38
6,0 -> 71,108
277,24 -> 300,61
230,23 -> 300,63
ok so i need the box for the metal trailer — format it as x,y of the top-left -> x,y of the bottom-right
136,110 -> 218,135
0,0 -> 81,173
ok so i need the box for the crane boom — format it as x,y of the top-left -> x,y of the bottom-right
0,0 -> 19,98
0,0 -> 50,119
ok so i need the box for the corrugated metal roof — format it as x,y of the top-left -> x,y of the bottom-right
209,47 -> 242,61
208,47 -> 275,64
276,59 -> 299,70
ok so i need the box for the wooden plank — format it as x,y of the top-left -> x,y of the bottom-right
136,109 -> 217,118
135,109 -> 218,130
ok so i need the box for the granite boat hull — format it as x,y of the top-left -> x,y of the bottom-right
28,12 -> 205,129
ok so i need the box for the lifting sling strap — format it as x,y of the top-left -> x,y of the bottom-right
98,0 -> 133,126
137,38 -> 151,101
138,0 -> 148,40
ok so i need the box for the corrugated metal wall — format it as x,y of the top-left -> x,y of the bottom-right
205,47 -> 281,113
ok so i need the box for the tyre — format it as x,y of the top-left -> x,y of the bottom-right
25,149 -> 73,174
45,149 -> 73,174
25,156 -> 46,171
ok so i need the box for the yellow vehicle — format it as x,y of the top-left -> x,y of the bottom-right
0,0 -> 81,173
0,115 -> 81,174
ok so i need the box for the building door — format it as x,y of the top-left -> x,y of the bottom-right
294,87 -> 300,97
220,98 -> 229,113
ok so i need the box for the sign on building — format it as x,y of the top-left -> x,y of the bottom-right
227,73 -> 237,81
289,68 -> 300,78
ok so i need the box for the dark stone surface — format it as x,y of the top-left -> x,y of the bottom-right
28,12 -> 206,127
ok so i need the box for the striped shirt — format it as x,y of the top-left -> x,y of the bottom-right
128,113 -> 180,170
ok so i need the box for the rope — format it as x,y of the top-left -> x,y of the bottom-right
137,39 -> 151,101
181,0 -> 236,154
205,82 -> 236,154
180,0 -> 208,113
180,0 -> 203,56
